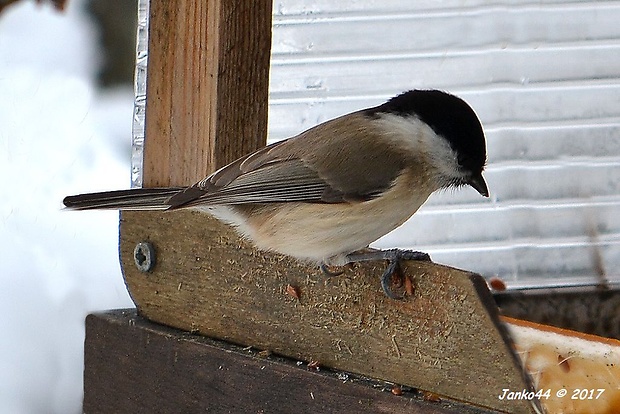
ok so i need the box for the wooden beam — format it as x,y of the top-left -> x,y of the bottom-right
83,310 -> 497,414
143,0 -> 272,187
119,211 -> 540,414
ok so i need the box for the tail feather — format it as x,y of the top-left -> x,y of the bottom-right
62,188 -> 184,211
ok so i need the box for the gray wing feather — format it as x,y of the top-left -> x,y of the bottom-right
174,159 -> 337,208
168,113 -> 408,208
206,160 -> 331,202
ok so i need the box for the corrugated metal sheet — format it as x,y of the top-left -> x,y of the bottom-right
269,1 -> 620,288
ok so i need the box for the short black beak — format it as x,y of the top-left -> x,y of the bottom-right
468,173 -> 489,197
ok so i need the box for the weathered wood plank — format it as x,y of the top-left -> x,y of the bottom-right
119,210 -> 539,413
143,0 -> 272,187
84,309 -> 501,414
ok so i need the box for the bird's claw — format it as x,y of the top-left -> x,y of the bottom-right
320,263 -> 345,277
380,249 -> 431,299
346,248 -> 431,299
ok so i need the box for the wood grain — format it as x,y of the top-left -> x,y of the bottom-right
84,310 -> 498,414
143,0 -> 272,187
119,210 -> 540,413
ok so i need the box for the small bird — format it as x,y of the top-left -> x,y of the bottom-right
64,89 -> 489,298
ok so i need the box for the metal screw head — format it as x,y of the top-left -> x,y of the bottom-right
134,242 -> 155,272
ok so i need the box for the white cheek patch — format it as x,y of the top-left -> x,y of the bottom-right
371,113 -> 464,187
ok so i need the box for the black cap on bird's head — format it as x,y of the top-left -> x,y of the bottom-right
370,89 -> 489,197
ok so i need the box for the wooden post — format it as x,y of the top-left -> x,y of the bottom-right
142,0 -> 271,187
87,0 -> 541,412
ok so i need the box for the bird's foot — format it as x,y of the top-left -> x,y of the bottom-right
320,263 -> 345,277
346,248 -> 431,299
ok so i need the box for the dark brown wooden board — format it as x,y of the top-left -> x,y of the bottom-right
84,309 -> 502,414
119,210 -> 540,414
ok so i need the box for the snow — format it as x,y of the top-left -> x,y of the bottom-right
0,2 -> 134,413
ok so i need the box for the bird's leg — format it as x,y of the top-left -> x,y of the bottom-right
345,248 -> 432,299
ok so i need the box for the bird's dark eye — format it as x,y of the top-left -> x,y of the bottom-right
457,154 -> 471,169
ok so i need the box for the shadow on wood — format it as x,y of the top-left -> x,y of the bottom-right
118,210 -> 540,413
